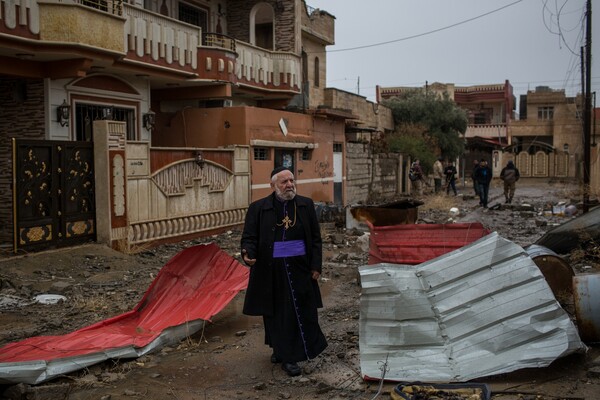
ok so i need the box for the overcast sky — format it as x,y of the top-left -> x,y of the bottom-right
306,0 -> 599,109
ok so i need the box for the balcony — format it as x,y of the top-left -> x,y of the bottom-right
2,0 -> 301,92
464,124 -> 507,139
235,41 -> 300,93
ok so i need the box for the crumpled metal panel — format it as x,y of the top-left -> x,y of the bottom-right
359,232 -> 585,382
0,244 -> 249,385
368,222 -> 490,265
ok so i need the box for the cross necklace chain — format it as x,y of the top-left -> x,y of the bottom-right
277,202 -> 297,230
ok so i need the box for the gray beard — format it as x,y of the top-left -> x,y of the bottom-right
275,187 -> 296,201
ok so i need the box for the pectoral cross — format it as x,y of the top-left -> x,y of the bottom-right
281,215 -> 293,229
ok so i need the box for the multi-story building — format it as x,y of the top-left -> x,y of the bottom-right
376,81 -> 515,175
0,0 -> 358,253
507,86 -> 583,180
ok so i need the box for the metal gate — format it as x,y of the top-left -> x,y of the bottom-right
13,139 -> 96,251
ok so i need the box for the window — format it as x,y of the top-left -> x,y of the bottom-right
333,143 -> 343,153
179,2 -> 208,32
474,112 -> 487,124
314,57 -> 320,87
301,148 -> 312,161
254,147 -> 269,160
538,106 -> 554,120
74,104 -> 136,141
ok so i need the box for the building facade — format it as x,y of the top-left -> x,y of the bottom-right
508,87 -> 583,180
376,81 -> 515,177
1,0 -> 398,253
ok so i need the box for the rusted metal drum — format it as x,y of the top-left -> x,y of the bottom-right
525,245 -> 574,298
572,273 -> 600,342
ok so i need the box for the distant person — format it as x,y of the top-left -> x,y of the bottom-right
474,159 -> 492,208
444,161 -> 458,196
240,167 -> 327,377
409,159 -> 424,196
500,160 -> 520,204
433,158 -> 444,193
471,160 -> 480,197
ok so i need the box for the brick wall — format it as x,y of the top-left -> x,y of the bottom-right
0,79 -> 45,246
227,0 -> 297,52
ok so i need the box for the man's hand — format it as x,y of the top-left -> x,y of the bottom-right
242,249 -> 256,266
311,270 -> 320,280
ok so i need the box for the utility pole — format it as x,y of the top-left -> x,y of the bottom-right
583,0 -> 592,213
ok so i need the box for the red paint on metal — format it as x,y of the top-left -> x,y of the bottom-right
368,222 -> 490,265
0,244 -> 249,363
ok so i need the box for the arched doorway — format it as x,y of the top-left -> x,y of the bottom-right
250,2 -> 275,50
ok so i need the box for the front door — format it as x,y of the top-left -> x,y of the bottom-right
274,149 -> 295,174
333,143 -> 343,205
13,139 -> 96,251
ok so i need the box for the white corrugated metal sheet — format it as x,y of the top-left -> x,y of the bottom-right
359,232 -> 585,382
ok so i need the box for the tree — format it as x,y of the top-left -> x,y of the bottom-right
382,90 -> 467,166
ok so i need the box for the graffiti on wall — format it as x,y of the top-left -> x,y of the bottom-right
314,159 -> 333,184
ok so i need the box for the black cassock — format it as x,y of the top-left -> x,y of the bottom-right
263,199 -> 327,363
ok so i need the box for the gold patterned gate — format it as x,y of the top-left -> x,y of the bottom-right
13,139 -> 96,251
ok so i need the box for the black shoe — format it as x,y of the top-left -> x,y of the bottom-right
271,353 -> 281,364
281,362 -> 301,376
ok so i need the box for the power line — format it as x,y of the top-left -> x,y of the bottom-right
324,0 -> 524,53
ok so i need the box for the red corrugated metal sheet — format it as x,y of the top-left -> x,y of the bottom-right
368,222 -> 490,265
0,243 -> 248,363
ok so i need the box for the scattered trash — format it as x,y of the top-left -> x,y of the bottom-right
565,204 -> 578,217
552,204 -> 566,216
0,294 -> 33,310
34,294 -> 67,305
536,206 -> 600,254
391,382 -> 491,400
356,232 -> 370,253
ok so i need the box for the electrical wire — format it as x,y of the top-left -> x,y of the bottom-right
309,0 -> 524,54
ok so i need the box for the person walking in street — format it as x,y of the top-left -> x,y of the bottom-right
240,166 -> 327,377
409,159 -> 424,197
444,161 -> 458,196
471,159 -> 480,197
474,159 -> 493,207
500,160 -> 520,204
433,158 -> 444,194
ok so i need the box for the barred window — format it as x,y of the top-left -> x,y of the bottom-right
178,2 -> 208,32
333,143 -> 343,153
301,149 -> 312,161
254,147 -> 269,160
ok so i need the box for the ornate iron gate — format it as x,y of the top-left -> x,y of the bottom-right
13,139 -> 96,251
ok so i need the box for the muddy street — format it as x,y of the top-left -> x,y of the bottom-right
1,178 -> 599,400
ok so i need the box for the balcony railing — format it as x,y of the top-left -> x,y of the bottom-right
202,32 -> 236,52
78,0 -> 123,16
465,124 -> 507,138
236,41 -> 300,90
123,4 -> 200,69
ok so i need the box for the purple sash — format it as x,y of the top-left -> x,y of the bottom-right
273,240 -> 306,258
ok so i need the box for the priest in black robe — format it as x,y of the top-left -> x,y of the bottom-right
241,166 -> 327,377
